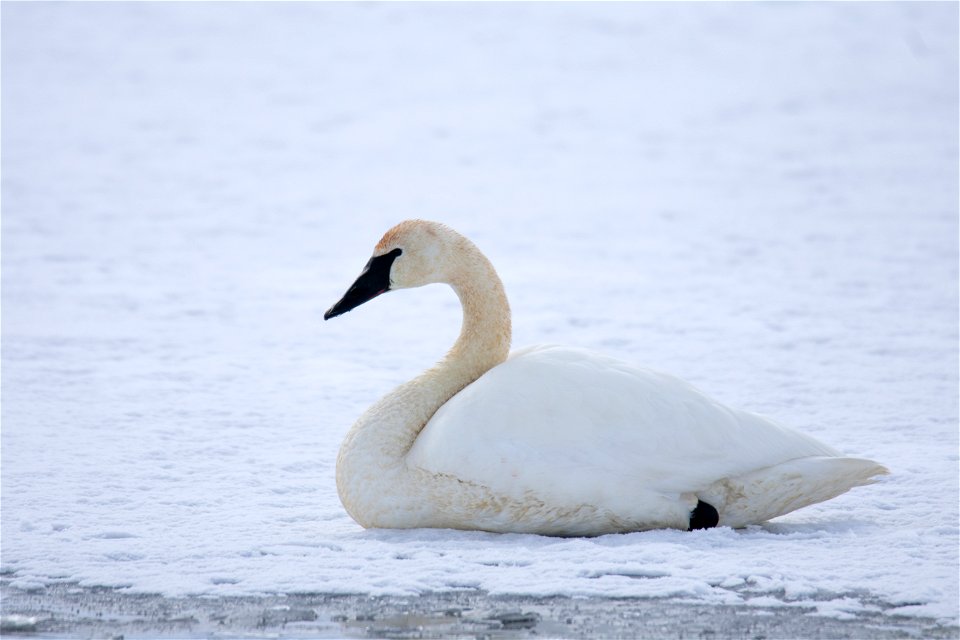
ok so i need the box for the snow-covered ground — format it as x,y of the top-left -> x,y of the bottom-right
2,1 -> 957,625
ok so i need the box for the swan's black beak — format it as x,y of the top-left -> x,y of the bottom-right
324,248 -> 403,320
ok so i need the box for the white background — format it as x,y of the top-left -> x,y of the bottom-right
2,2 -> 957,622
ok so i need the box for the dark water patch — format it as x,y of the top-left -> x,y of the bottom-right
1,580 -> 956,639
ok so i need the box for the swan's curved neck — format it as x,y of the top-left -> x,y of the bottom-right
336,245 -> 511,527
439,257 -> 513,394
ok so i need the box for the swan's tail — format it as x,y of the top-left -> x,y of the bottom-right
700,456 -> 889,528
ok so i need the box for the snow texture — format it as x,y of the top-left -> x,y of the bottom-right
2,1 -> 958,623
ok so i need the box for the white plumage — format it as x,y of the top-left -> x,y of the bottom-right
325,220 -> 887,535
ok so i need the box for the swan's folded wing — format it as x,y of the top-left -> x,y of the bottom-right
405,345 -> 840,514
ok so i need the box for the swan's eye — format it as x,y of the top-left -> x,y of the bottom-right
379,247 -> 402,286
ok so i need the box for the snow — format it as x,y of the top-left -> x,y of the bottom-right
2,0 -> 957,624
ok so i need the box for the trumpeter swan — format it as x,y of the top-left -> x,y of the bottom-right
324,220 -> 886,535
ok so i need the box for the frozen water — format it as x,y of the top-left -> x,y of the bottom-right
2,1 -> 957,623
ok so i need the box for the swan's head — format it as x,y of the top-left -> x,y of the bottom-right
324,220 -> 460,320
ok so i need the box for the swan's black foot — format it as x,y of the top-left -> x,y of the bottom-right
688,500 -> 719,531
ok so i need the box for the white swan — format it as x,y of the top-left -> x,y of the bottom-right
324,220 -> 887,535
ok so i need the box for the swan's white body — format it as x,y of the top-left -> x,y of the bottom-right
327,220 -> 887,535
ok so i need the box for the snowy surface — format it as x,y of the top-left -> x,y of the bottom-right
2,1 -> 957,623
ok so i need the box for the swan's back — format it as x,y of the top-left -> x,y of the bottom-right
407,345 -> 866,522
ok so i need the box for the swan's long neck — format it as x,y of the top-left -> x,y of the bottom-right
438,253 -> 513,396
336,243 -> 511,528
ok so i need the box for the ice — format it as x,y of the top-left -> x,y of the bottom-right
2,1 -> 957,623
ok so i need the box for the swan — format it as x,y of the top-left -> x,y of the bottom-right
324,220 -> 887,535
